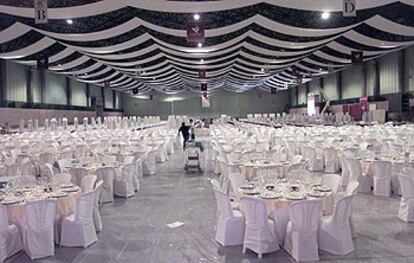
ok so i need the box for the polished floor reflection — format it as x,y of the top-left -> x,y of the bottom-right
9,151 -> 414,263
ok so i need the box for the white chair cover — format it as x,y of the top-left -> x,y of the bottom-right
319,195 -> 355,255
398,174 -> 414,222
114,164 -> 135,198
70,167 -> 88,186
284,199 -> 322,262
240,196 -> 279,258
53,173 -> 72,184
93,181 -> 103,232
321,174 -> 341,198
0,204 -> 22,262
60,191 -> 98,247
228,173 -> 246,195
213,189 -> 245,246
22,200 -> 56,260
80,174 -> 97,193
372,161 -> 392,196
346,159 -> 371,193
323,148 -> 339,173
96,167 -> 115,203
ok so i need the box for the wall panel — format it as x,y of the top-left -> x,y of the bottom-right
297,86 -> 306,104
342,64 -> 363,99
70,78 -> 87,106
323,73 -> 338,100
380,52 -> 400,95
405,46 -> 414,92
5,61 -> 27,102
104,88 -> 113,108
44,72 -> 66,105
366,61 -> 376,96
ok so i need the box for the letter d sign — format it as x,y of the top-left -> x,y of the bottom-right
343,0 -> 356,17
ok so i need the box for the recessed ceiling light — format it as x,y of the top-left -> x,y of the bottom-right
321,12 -> 330,20
66,19 -> 73,24
194,14 -> 200,21
197,42 -> 203,48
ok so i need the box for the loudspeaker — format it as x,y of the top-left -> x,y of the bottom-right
402,93 -> 410,112
132,88 -> 139,95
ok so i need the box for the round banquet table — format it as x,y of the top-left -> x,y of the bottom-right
240,161 -> 291,180
6,186 -> 81,226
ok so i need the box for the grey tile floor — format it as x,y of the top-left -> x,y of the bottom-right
9,151 -> 414,262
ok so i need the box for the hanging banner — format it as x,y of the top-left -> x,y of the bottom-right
351,50 -> 363,64
34,0 -> 48,24
187,22 -> 205,43
307,94 -> 316,116
36,55 -> 48,70
201,92 -> 210,108
343,0 -> 357,17
199,68 -> 206,79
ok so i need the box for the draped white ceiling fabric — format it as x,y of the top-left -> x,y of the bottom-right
0,0 -> 413,94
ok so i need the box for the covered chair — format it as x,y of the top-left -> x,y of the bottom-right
228,173 -> 246,195
81,174 -> 97,193
323,148 -> 339,173
213,189 -> 245,246
39,152 -> 54,164
284,199 -> 322,262
93,181 -> 103,232
60,191 -> 98,247
20,159 -> 36,177
114,163 -> 135,198
22,200 -> 56,260
372,161 -> 392,197
96,167 -> 115,203
53,173 -> 72,184
303,147 -> 324,172
321,174 -> 342,199
318,195 -> 355,255
142,150 -> 157,175
240,196 -> 279,258
69,167 -> 88,186
0,204 -> 22,262
398,174 -> 414,222
346,159 -> 371,193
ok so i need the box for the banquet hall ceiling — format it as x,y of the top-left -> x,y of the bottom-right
0,0 -> 414,95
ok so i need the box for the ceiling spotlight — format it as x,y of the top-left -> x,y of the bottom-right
58,64 -> 61,67
319,68 -> 323,71
197,42 -> 203,48
200,59 -> 204,63
84,73 -> 88,76
66,19 -> 73,24
321,12 -> 330,20
153,77 -> 155,80
193,14 -> 200,20
261,68 -> 265,72
142,71 -> 146,75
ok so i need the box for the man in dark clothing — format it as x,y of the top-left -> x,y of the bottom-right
178,122 -> 190,149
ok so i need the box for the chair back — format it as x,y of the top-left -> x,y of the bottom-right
0,204 -> 9,231
75,191 -> 96,221
228,173 -> 246,192
81,174 -> 97,193
345,181 -> 360,196
210,179 -> 220,190
372,161 -> 392,180
288,199 -> 322,233
331,195 -> 354,226
24,199 -> 56,231
53,173 -> 72,184
122,163 -> 135,178
399,174 -> 414,199
94,180 -> 103,207
59,150 -> 73,160
214,189 -> 234,219
240,196 -> 268,228
321,174 -> 341,196
345,159 -> 362,183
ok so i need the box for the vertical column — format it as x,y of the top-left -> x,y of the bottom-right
85,83 -> 90,107
337,71 -> 342,100
374,59 -> 380,97
0,60 -> 6,106
26,67 -> 33,103
101,86 -> 105,109
112,90 -> 116,109
399,49 -> 406,93
39,70 -> 46,103
362,63 -> 367,97
65,77 -> 71,106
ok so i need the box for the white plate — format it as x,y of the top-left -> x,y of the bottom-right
285,194 -> 305,200
62,187 -> 79,193
60,183 -> 74,188
307,191 -> 326,198
313,185 -> 331,192
51,192 -> 69,198
260,193 -> 282,199
240,189 -> 259,195
1,199 -> 20,205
